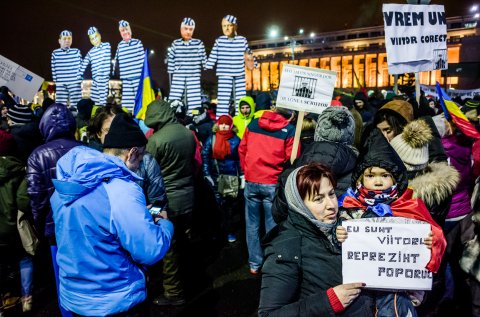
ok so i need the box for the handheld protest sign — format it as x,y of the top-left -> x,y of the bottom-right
342,217 -> 433,291
0,54 -> 44,102
277,64 -> 337,114
276,64 -> 337,163
383,3 -> 448,74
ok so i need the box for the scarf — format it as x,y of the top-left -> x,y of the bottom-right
212,130 -> 234,160
285,167 -> 338,245
347,184 -> 398,217
342,187 -> 446,273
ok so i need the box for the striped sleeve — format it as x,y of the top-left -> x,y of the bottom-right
78,51 -> 91,78
167,42 -> 176,74
205,39 -> 219,70
51,52 -> 57,82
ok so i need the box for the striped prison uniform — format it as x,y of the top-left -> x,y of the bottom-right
205,35 -> 250,117
114,38 -> 144,111
167,38 -> 206,115
79,42 -> 111,105
51,48 -> 82,106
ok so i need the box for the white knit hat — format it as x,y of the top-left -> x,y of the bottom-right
390,119 -> 432,172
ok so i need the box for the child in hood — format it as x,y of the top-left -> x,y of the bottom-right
337,128 -> 447,317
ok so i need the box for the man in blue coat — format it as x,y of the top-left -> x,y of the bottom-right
50,113 -> 174,316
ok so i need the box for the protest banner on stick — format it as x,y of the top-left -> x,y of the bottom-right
383,3 -> 448,75
276,64 -> 337,163
0,54 -> 44,102
342,217 -> 433,291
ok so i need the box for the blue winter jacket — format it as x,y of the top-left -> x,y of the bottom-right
50,146 -> 174,316
202,133 -> 241,178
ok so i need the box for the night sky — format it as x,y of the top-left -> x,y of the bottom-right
3,0 -> 465,89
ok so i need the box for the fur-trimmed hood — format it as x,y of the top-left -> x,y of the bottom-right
409,161 -> 459,207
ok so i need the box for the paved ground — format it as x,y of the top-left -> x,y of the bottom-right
3,183 -> 262,317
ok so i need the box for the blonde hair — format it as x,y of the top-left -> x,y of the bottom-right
301,117 -> 316,132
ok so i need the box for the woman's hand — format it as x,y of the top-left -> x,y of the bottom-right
332,283 -> 365,308
336,226 -> 348,243
424,231 -> 433,249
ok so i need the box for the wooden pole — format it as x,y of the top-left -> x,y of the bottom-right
290,111 -> 304,164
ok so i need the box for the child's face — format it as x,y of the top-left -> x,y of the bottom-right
362,167 -> 394,191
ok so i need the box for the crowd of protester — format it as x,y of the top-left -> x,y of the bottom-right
0,84 -> 480,317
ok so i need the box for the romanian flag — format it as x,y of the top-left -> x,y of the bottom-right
134,50 -> 156,121
436,82 -> 480,139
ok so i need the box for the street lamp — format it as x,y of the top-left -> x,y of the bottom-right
471,5 -> 478,12
268,26 -> 280,38
150,49 -> 155,55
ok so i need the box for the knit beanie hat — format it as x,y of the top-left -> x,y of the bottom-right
76,98 -> 95,121
390,119 -> 432,172
0,130 -> 15,156
379,100 -> 414,122
314,106 -> 355,145
217,115 -> 233,127
465,95 -> 480,109
103,113 -> 147,148
7,104 -> 32,124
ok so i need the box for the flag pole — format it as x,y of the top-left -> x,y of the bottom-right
415,72 -> 421,105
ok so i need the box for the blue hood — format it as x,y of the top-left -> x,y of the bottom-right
39,103 -> 77,142
53,146 -> 142,205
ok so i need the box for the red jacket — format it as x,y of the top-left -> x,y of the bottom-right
239,111 -> 296,185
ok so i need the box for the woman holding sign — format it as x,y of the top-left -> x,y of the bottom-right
258,162 -> 373,316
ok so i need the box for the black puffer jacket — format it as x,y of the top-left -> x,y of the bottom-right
27,104 -> 81,239
272,141 -> 358,224
259,211 -> 374,317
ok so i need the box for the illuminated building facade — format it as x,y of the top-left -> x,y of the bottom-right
247,16 -> 479,92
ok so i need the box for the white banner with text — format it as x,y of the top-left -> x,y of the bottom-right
383,4 -> 447,74
342,217 -> 432,291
